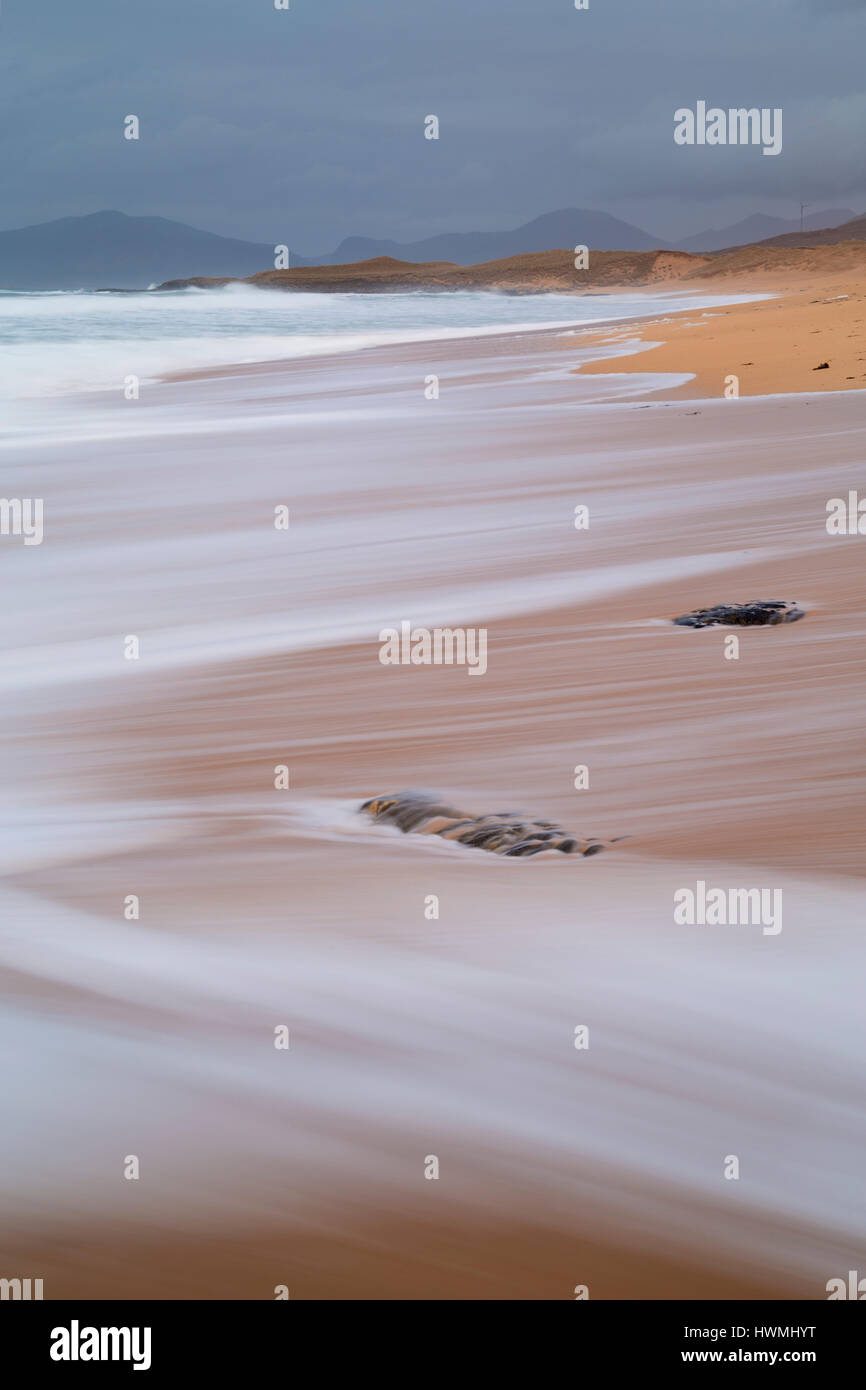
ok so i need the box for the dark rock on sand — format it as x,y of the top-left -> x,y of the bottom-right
673,600 -> 804,628
360,792 -> 616,858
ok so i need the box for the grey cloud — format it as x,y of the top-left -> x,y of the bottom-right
0,0 -> 864,248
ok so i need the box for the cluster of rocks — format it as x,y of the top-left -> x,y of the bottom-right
359,602 -> 809,862
672,600 -> 804,628
360,792 -> 615,857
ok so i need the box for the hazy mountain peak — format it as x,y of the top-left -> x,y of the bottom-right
1,205 -> 863,291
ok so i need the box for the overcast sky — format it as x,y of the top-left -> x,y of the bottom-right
1,0 -> 864,250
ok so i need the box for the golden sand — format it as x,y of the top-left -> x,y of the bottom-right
573,264 -> 866,398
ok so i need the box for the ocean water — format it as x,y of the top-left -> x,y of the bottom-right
0,289 -> 768,694
0,283 -> 768,400
5,286 -> 862,1296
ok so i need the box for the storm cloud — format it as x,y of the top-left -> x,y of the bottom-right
0,0 -> 863,248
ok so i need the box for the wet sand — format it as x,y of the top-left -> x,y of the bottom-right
1,320 -> 864,1299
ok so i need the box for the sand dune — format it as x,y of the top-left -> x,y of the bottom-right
156,240 -> 866,296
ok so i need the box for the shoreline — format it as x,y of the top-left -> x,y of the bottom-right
0,284 -> 753,409
159,270 -> 862,407
148,286 -> 761,398
5,265 -> 862,409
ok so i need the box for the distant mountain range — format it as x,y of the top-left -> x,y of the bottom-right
293,209 -> 661,266
0,206 -> 862,290
672,209 -> 858,253
729,212 -> 866,251
0,211 -> 274,290
297,207 -> 859,265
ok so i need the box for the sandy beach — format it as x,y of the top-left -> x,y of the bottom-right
1,279 -> 864,1300
574,261 -> 866,398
